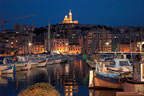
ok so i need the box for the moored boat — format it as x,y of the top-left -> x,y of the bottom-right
15,62 -> 31,71
0,57 -> 15,73
94,72 -> 122,89
88,56 -> 130,89
107,58 -> 132,73
37,60 -> 47,67
122,60 -> 144,93
21,63 -> 31,70
1,65 -> 14,74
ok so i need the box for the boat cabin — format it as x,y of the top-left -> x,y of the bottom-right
110,59 -> 131,68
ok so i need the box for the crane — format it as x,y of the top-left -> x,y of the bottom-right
0,14 -> 36,33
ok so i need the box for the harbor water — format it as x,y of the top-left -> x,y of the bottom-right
0,57 -> 119,96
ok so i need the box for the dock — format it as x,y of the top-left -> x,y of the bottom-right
116,92 -> 144,96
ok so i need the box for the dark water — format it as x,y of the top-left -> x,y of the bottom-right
0,58 -> 118,96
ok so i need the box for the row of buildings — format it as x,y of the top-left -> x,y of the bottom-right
0,10 -> 144,56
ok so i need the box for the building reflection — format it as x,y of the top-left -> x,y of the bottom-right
0,57 -> 90,96
46,58 -> 89,96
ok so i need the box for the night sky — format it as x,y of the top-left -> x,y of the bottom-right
0,0 -> 144,30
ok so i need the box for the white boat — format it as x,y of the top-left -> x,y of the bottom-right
15,62 -> 31,71
29,60 -> 39,69
0,64 -> 9,71
15,55 -> 34,71
37,60 -> 47,67
1,65 -> 14,74
0,57 -> 15,72
47,60 -> 54,65
0,57 -> 9,71
107,58 -> 132,72
21,63 -> 31,70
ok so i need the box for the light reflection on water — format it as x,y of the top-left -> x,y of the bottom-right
0,58 -> 120,96
0,59 -> 90,96
89,89 -> 118,96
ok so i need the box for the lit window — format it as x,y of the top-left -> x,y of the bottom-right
11,42 -> 13,44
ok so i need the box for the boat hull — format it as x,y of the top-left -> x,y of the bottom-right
21,64 -> 31,70
31,64 -> 38,68
2,68 -> 13,74
122,81 -> 144,93
37,61 -> 47,67
1,65 -> 14,74
0,65 -> 8,71
94,75 -> 122,89
47,61 -> 54,65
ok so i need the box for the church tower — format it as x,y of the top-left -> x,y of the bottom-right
61,9 -> 78,24
69,9 -> 72,23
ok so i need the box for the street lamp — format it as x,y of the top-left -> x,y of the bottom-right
28,42 -> 32,54
28,42 -> 32,46
105,42 -> 109,52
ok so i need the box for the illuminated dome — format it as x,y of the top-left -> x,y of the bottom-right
65,15 -> 68,18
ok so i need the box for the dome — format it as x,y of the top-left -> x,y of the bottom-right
65,15 -> 68,18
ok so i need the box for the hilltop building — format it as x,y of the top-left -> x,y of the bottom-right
61,10 -> 79,24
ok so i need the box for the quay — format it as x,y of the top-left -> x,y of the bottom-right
116,92 -> 144,96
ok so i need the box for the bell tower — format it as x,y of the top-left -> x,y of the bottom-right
69,9 -> 72,23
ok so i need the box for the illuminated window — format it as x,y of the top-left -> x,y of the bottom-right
11,42 -> 13,44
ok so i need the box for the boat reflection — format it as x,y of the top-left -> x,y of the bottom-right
0,73 -> 15,85
0,77 -> 8,85
1,74 -> 14,80
89,89 -> 120,96
15,70 -> 32,80
0,58 -> 90,96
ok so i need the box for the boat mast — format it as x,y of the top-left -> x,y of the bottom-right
129,28 -> 132,59
140,25 -> 143,52
48,21 -> 51,53
101,26 -> 104,52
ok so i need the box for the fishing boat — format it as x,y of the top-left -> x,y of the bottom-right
107,58 -> 132,73
89,70 -> 122,89
89,58 -> 127,89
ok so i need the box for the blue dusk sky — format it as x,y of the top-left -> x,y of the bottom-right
0,0 -> 144,30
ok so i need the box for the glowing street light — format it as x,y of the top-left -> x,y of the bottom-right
105,42 -> 109,46
105,42 -> 109,52
28,42 -> 32,46
28,42 -> 32,54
